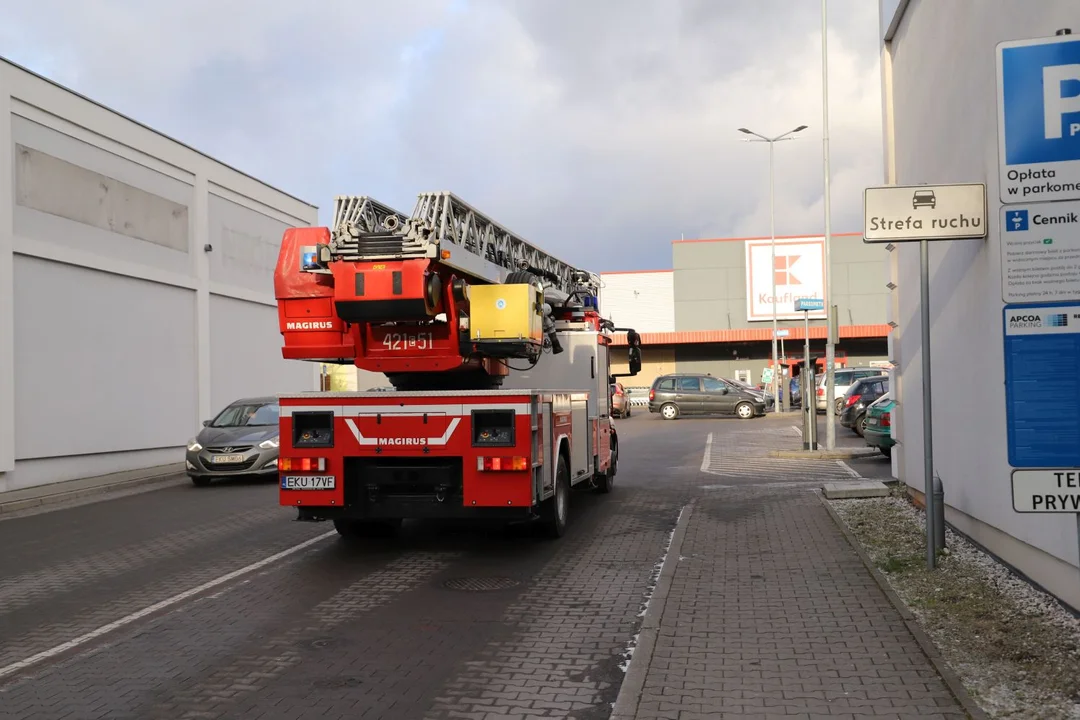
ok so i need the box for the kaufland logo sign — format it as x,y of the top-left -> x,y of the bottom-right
745,238 -> 827,321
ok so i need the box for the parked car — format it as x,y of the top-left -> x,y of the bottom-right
839,375 -> 889,436
726,378 -> 775,411
648,373 -> 767,420
816,367 -> 887,414
862,393 -> 896,458
185,396 -> 281,487
610,382 -> 630,418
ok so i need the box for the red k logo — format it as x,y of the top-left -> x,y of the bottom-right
774,254 -> 802,286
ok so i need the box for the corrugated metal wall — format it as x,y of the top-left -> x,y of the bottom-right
0,58 -> 319,492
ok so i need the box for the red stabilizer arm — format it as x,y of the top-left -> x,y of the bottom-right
275,227 -> 356,363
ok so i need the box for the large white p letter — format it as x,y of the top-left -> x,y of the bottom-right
1043,63 -> 1080,140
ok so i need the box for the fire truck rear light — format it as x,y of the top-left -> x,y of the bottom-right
279,457 -> 327,472
477,456 -> 529,472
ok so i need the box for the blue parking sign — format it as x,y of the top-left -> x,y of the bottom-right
997,34 -> 1080,203
1004,209 -> 1028,231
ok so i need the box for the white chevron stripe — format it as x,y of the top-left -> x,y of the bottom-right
700,430 -> 856,481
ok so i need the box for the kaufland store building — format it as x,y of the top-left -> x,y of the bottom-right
601,232 -> 892,388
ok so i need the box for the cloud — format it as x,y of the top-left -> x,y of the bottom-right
1,0 -> 883,273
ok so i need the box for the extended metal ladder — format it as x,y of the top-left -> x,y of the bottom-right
328,191 -> 589,295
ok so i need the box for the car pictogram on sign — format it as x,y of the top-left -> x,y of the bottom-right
912,190 -> 936,209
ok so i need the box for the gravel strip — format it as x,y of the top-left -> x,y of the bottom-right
830,487 -> 1080,720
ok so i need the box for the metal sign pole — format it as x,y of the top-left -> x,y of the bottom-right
803,310 -> 816,449
921,237 -> 937,570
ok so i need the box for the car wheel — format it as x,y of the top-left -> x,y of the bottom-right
660,403 -> 679,420
856,414 -> 868,436
880,446 -> 892,459
735,402 -> 754,420
542,454 -> 570,537
835,397 -> 844,415
626,407 -> 631,418
190,476 -> 212,487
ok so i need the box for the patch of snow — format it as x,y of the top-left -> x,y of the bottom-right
619,505 -> 685,673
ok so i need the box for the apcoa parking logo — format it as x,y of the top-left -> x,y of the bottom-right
1009,313 -> 1044,329
1009,312 -> 1069,329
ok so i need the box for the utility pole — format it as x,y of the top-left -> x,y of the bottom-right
738,124 -> 808,413
821,0 -> 837,449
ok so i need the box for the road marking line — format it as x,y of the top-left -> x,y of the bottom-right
0,530 -> 337,682
700,433 -> 714,474
837,460 -> 861,478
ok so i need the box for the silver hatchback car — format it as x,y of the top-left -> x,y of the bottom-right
185,396 -> 280,487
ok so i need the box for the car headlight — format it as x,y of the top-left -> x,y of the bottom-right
187,439 -> 202,452
259,436 -> 280,450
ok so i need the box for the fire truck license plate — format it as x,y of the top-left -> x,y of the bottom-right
280,475 -> 336,490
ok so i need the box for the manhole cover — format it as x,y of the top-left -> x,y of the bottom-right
309,637 -> 344,649
443,576 -> 521,592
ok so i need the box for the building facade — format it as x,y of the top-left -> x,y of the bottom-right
880,0 -> 1079,609
0,57 -> 320,493
605,233 -> 892,387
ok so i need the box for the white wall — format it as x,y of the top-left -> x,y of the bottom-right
884,0 -> 1080,607
0,57 -> 319,492
598,271 -> 675,332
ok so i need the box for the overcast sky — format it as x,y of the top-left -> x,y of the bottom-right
1,0 -> 885,272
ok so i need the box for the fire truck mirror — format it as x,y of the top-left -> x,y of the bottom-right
628,346 -> 642,375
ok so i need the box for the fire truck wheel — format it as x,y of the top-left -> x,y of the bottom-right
542,455 -> 570,538
333,518 -> 402,539
595,436 -> 617,494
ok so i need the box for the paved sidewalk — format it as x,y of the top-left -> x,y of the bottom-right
624,487 -> 967,719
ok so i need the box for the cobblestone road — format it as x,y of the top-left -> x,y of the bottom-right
0,413 -> 943,720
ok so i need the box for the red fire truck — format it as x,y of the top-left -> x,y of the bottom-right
273,192 -> 641,538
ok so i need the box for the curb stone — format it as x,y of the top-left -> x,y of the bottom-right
817,490 -> 989,720
0,471 -> 187,517
610,501 -> 695,720
768,448 -> 881,460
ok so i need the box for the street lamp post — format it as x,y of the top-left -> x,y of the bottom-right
821,0 -> 837,449
738,125 -> 808,414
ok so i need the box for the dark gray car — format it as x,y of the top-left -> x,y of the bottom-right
648,373 -> 767,420
185,396 -> 280,487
